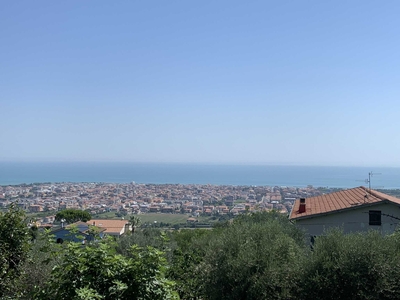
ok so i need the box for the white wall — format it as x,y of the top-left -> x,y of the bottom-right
295,202 -> 400,236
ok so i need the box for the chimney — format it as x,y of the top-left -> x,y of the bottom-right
299,198 -> 306,213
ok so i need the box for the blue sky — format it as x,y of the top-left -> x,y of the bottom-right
1,1 -> 400,166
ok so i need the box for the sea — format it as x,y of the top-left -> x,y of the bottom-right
1,162 -> 400,189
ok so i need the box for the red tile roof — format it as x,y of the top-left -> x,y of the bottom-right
86,219 -> 129,235
289,186 -> 400,220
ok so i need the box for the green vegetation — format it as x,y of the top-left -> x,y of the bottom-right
0,203 -> 31,298
5,206 -> 400,299
299,229 -> 400,300
92,211 -> 119,219
233,198 -> 247,204
167,212 -> 306,300
92,212 -> 217,227
129,215 -> 141,233
55,209 -> 91,223
26,211 -> 58,218
138,213 -> 191,225
36,239 -> 178,300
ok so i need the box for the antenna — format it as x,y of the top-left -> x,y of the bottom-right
368,171 -> 381,191
356,178 -> 369,185
356,171 -> 382,191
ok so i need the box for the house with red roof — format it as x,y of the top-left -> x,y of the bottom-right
52,221 -> 106,244
289,186 -> 400,236
52,219 -> 131,244
87,219 -> 131,237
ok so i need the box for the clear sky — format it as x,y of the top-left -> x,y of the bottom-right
1,1 -> 400,166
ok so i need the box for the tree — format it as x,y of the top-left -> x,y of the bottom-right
197,211 -> 307,300
298,229 -> 400,300
168,229 -> 213,299
116,228 -> 166,258
129,215 -> 141,233
0,203 -> 31,298
9,229 -> 63,299
37,237 -> 179,300
55,209 -> 91,224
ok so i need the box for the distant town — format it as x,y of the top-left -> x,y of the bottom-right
0,182 -> 346,226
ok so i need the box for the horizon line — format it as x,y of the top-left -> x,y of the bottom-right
0,160 -> 400,168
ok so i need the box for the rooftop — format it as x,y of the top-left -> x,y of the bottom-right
87,219 -> 129,235
289,186 -> 400,220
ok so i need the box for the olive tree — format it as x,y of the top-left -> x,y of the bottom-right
198,212 -> 307,300
298,229 -> 400,300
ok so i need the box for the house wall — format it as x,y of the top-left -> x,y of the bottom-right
295,202 -> 400,236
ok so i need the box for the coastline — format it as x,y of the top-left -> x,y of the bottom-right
1,162 -> 400,188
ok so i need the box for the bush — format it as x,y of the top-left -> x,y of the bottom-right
298,229 -> 400,300
37,237 -> 179,300
198,212 -> 307,300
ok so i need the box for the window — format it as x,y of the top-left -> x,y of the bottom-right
369,210 -> 381,226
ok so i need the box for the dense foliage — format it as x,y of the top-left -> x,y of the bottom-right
5,206 -> 400,299
36,239 -> 178,300
0,203 -> 31,298
298,229 -> 400,300
197,213 -> 306,300
55,209 -> 91,223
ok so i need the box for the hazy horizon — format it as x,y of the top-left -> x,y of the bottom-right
2,1 -> 400,166
2,160 -> 400,169
2,162 -> 400,188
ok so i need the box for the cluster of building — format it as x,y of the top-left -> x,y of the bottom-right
0,182 -> 331,224
3,182 -> 399,238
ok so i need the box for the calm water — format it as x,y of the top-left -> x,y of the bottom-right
1,162 -> 400,188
